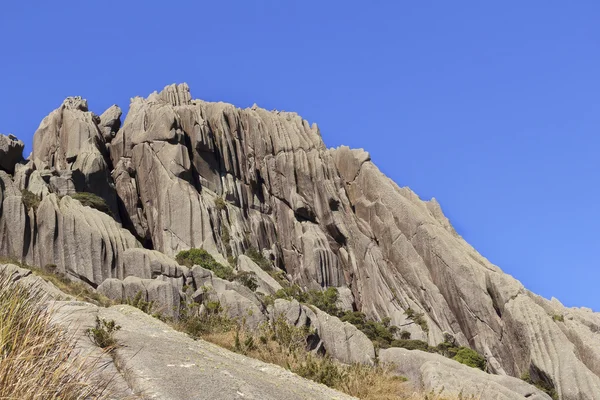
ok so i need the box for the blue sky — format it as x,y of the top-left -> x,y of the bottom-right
1,1 -> 598,310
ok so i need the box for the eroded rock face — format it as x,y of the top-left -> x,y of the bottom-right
380,347 -> 552,399
0,134 -> 24,173
1,84 -> 599,398
98,105 -> 122,142
271,298 -> 376,365
31,97 -> 119,218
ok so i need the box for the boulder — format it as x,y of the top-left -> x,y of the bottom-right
0,134 -> 24,173
98,105 -> 122,141
191,265 -> 266,328
379,347 -> 552,400
98,276 -> 181,319
237,255 -> 282,295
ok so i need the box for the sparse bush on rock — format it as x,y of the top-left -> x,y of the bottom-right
86,316 -> 121,350
71,192 -> 112,216
21,188 -> 40,211
176,248 -> 235,280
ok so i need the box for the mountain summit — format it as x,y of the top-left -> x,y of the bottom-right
0,84 -> 598,399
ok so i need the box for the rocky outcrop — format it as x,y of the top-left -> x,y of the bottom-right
380,347 -> 552,399
271,299 -> 376,365
332,146 -> 600,398
1,84 -> 599,398
0,134 -> 24,173
98,105 -> 122,142
0,263 -> 68,299
237,255 -> 282,295
31,97 -> 119,218
98,276 -> 181,319
53,301 -> 355,400
191,265 -> 267,328
0,188 -> 140,285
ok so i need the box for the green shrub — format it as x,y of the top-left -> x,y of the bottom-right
246,247 -> 273,271
452,347 -> 486,370
221,225 -> 232,256
215,197 -> 226,210
389,339 -> 430,352
71,192 -> 112,216
552,314 -> 564,322
521,370 -> 559,400
85,316 -> 121,350
404,307 -> 429,333
340,311 -> 399,348
126,291 -> 155,314
227,255 -> 238,267
21,189 -> 40,211
234,271 -> 258,292
305,287 -> 341,316
177,298 -> 235,339
176,248 -> 235,281
274,284 -> 305,301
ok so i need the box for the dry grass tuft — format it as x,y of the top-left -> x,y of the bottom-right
0,272 -> 115,399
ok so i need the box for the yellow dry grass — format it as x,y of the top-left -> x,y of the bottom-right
0,272 -> 115,399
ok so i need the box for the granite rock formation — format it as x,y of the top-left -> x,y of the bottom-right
1,84 -> 599,399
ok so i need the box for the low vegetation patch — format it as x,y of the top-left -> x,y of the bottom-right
404,307 -> 429,333
86,316 -> 121,350
126,290 -> 155,314
269,285 -> 486,371
341,312 -> 400,349
246,247 -> 273,271
70,192 -> 112,216
521,370 -> 559,400
178,294 -> 408,400
552,314 -> 564,322
0,272 -> 115,398
234,271 -> 259,292
21,188 -> 41,211
176,248 -> 235,280
214,196 -> 227,210
0,258 -> 113,307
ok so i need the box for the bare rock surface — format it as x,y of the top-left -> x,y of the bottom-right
54,301 -> 355,400
380,347 -> 551,400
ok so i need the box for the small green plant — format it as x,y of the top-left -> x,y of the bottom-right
234,271 -> 259,292
126,291 -> 155,314
21,189 -> 41,211
340,311 -> 399,348
246,247 -> 273,271
70,192 -> 112,216
552,314 -> 564,322
521,370 -> 559,400
404,307 -> 429,333
85,316 -> 121,350
221,224 -> 232,256
215,196 -> 226,210
227,255 -> 238,267
452,347 -> 486,370
390,339 -> 430,351
177,298 -> 235,338
176,248 -> 235,281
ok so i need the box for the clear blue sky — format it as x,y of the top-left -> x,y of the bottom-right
1,1 -> 598,310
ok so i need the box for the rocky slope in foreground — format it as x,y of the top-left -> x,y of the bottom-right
1,84 -> 599,399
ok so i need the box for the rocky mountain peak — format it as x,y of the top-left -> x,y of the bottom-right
1,84 -> 599,399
